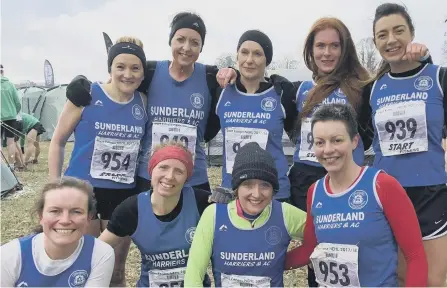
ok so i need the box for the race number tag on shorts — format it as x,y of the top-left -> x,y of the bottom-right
148,267 -> 185,288
224,127 -> 269,174
152,122 -> 197,159
90,136 -> 140,184
221,273 -> 271,288
299,118 -> 318,162
310,243 -> 360,287
375,100 -> 428,157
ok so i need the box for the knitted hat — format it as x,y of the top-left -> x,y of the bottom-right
237,30 -> 273,66
231,142 -> 279,192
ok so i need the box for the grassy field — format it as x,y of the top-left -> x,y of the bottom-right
1,141 -> 308,287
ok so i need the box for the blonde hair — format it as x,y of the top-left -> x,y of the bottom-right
115,36 -> 144,49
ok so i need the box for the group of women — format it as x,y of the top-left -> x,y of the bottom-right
1,2 -> 446,287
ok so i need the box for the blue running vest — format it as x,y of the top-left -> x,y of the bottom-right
131,187 -> 210,287
15,234 -> 94,287
294,81 -> 365,167
65,82 -> 147,189
216,85 -> 290,199
370,64 -> 446,187
211,201 -> 290,287
137,61 -> 211,186
311,167 -> 397,287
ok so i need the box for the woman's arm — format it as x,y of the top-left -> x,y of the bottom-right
0,239 -> 21,287
184,204 -> 217,287
376,173 -> 428,287
84,239 -> 115,287
48,100 -> 82,181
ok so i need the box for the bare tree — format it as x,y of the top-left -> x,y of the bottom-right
356,37 -> 380,73
215,53 -> 237,69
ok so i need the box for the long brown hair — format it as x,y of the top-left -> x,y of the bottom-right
300,17 -> 370,118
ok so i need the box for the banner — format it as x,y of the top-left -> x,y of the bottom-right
103,32 -> 113,53
43,59 -> 54,87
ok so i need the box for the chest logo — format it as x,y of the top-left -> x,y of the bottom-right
132,104 -> 144,120
265,226 -> 282,245
190,93 -> 205,109
334,88 -> 346,98
185,227 -> 196,244
348,190 -> 368,210
261,97 -> 277,112
68,270 -> 88,287
414,76 -> 433,91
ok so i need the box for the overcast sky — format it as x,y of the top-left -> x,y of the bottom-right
1,0 -> 446,84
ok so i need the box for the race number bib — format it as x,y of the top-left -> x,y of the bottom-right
310,243 -> 360,287
148,267 -> 185,288
152,122 -> 197,159
375,101 -> 428,156
90,136 -> 140,184
299,118 -> 318,162
221,273 -> 271,288
224,127 -> 269,174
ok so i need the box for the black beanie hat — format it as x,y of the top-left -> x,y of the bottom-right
169,13 -> 206,51
237,30 -> 273,66
231,142 -> 279,192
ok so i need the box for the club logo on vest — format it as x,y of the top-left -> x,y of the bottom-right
348,190 -> 368,210
261,97 -> 277,112
185,227 -> 196,244
16,282 -> 28,287
132,104 -> 144,120
265,226 -> 282,245
190,93 -> 205,109
68,270 -> 88,287
334,88 -> 346,97
414,76 -> 433,91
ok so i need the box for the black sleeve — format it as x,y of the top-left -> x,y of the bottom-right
204,65 -> 221,143
358,82 -> 375,151
66,75 -> 92,107
440,67 -> 447,127
193,188 -> 212,216
106,195 -> 139,237
137,61 -> 157,93
270,74 -> 299,134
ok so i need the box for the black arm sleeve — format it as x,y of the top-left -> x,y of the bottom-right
358,83 -> 375,151
204,65 -> 221,143
440,67 -> 447,127
106,195 -> 139,237
193,188 -> 213,216
270,75 -> 299,134
66,75 -> 92,107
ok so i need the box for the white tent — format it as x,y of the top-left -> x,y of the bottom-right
1,160 -> 21,196
20,85 -> 71,141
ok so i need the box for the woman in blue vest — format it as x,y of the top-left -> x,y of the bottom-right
48,36 -> 147,286
286,103 -> 428,287
358,3 -> 447,286
216,30 -> 298,202
0,177 -> 115,287
184,142 -> 307,287
98,142 -> 213,287
66,12 -> 237,194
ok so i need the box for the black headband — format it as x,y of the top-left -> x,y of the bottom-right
107,42 -> 147,73
169,15 -> 206,50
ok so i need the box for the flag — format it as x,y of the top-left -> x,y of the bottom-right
103,32 -> 113,53
43,59 -> 54,87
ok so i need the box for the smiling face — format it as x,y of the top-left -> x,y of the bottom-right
313,120 -> 358,173
110,53 -> 144,95
237,40 -> 266,81
151,159 -> 188,197
39,187 -> 90,247
171,28 -> 202,67
237,179 -> 273,215
313,28 -> 342,75
374,13 -> 414,65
